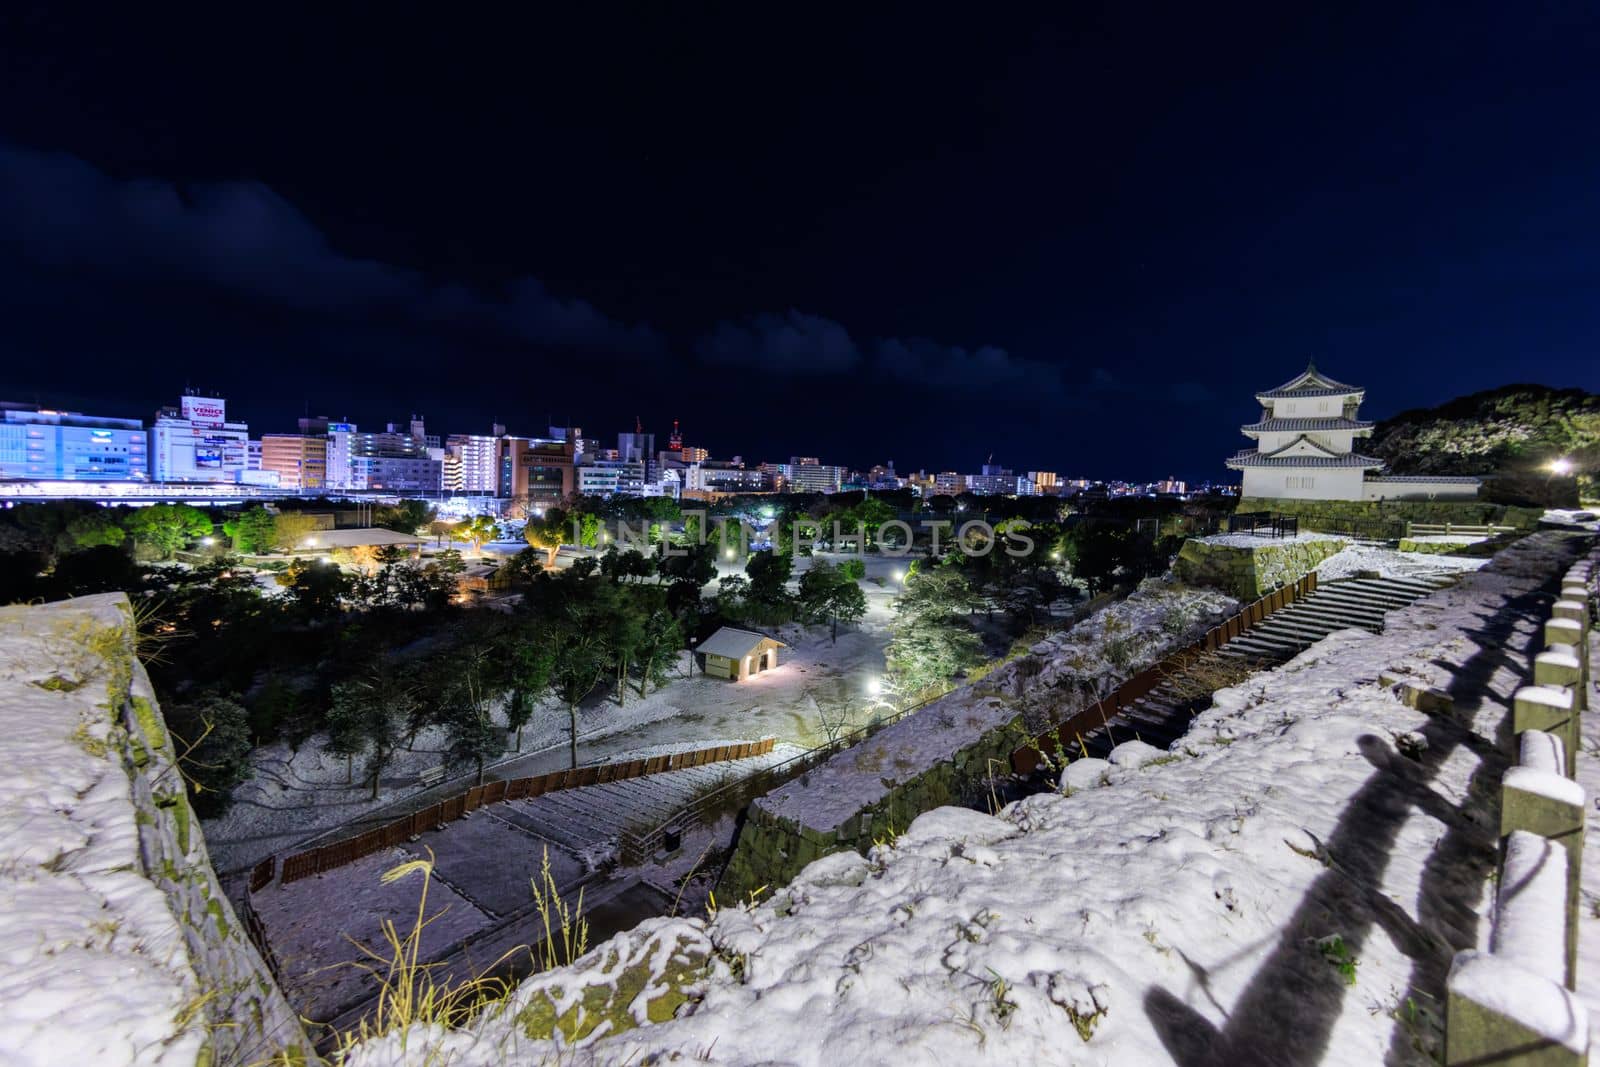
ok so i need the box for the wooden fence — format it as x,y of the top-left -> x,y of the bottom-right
1010,571 -> 1318,774
248,855 -> 275,893
273,739 -> 776,885
1404,521 -> 1516,538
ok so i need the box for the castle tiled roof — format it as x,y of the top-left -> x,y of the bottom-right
1255,362 -> 1364,400
1226,449 -> 1385,470
1240,416 -> 1373,434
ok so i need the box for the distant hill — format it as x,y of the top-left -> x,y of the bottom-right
1369,384 -> 1600,477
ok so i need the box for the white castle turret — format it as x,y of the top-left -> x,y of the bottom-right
1227,363 -> 1478,501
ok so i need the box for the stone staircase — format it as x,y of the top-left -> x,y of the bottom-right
493,750 -> 789,855
1215,573 -> 1457,663
1073,572 -> 1460,759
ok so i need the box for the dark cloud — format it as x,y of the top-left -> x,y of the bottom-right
0,141 -> 663,355
695,311 -> 1065,399
695,309 -> 861,373
874,338 -> 1063,395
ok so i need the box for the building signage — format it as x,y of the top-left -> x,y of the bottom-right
180,396 -> 227,426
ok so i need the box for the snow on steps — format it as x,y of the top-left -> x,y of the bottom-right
337,532 -> 1592,1067
1072,572 -> 1459,760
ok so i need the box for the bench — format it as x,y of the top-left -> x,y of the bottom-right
418,765 -> 446,788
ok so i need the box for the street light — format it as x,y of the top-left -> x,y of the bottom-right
1549,457 -> 1574,476
200,536 -> 215,547
890,568 -> 904,583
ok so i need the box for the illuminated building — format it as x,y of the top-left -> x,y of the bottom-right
259,434 -> 329,491
149,395 -> 249,483
0,404 -> 148,482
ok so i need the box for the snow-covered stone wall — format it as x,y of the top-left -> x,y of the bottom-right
1235,496 -> 1545,536
1175,534 -> 1348,598
0,594 -> 312,1067
720,580 -> 1238,899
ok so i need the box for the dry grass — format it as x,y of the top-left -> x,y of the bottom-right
329,848 -> 587,1058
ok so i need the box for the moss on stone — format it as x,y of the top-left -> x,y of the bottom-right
516,938 -> 707,1043
206,897 -> 228,939
1174,538 -> 1346,599
33,674 -> 85,692
130,694 -> 168,752
171,799 -> 191,855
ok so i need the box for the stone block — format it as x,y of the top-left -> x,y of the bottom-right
1513,687 -> 1577,774
1551,600 -> 1588,628
1446,952 -> 1588,1066
1545,618 -> 1583,648
1533,650 -> 1581,690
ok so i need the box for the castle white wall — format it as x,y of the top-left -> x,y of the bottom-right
1241,467 -> 1366,500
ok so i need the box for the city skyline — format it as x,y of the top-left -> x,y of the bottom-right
1,390 -> 1205,495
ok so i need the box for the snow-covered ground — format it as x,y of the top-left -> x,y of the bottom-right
337,532 -> 1586,1067
1315,542 -> 1489,583
204,553 -> 903,873
755,578 -> 1238,835
1199,531 -> 1344,549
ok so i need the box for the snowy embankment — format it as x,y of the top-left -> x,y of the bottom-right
1315,542 -> 1489,583
339,533 -> 1586,1067
752,579 -> 1238,838
0,595 -> 310,1067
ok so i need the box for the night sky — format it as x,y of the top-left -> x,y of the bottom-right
2,4 -> 1597,482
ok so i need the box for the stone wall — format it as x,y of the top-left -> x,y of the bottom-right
718,582 -> 1239,901
719,697 -> 1030,900
1173,536 -> 1348,599
1236,497 -> 1545,536
0,594 -> 312,1065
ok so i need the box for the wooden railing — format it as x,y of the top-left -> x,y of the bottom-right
1010,572 -> 1319,774
1445,548 -> 1594,1066
1405,522 -> 1516,538
270,739 -> 776,886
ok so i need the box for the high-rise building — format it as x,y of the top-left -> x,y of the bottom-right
443,430 -> 503,494
350,455 -> 443,493
502,439 -> 575,507
667,419 -> 683,452
149,395 -> 249,483
685,462 -> 770,494
259,434 -> 329,491
964,463 -> 1015,496
327,417 -> 442,492
780,458 -> 844,494
576,459 -> 645,497
325,422 -> 358,489
0,404 -> 149,482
